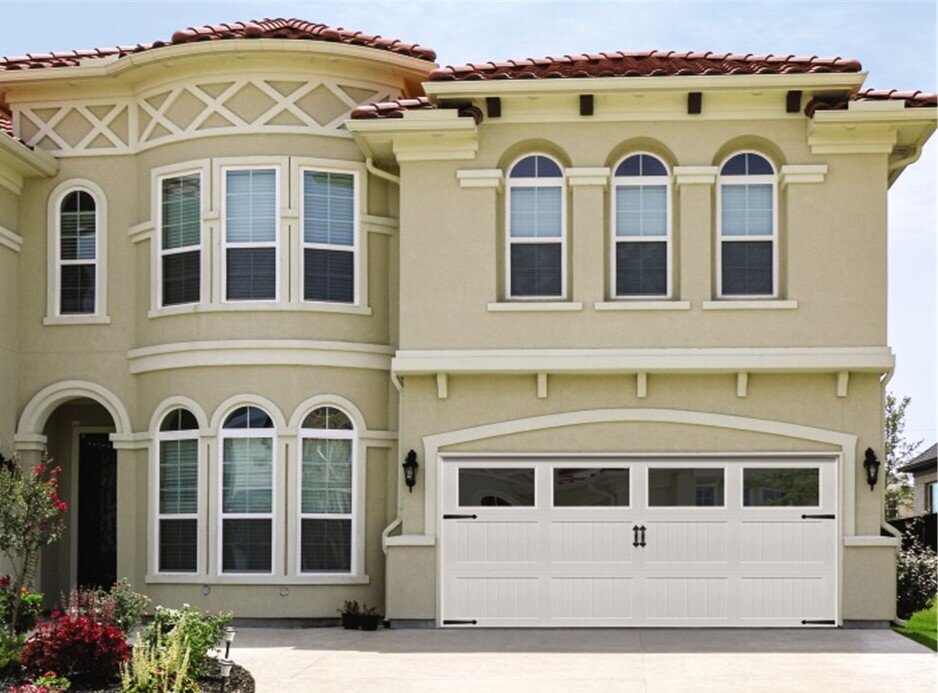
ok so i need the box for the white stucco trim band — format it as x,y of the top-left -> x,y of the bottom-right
844,536 -> 900,547
127,339 -> 396,374
393,346 -> 894,376
0,225 -> 23,253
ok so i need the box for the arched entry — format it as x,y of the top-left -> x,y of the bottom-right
15,381 -> 132,594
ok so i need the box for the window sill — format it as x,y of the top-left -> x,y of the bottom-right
43,315 -> 111,326
702,300 -> 798,311
487,302 -> 583,313
148,303 -> 373,319
145,574 -> 370,585
595,301 -> 691,311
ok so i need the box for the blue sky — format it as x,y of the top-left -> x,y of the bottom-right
2,1 -> 935,444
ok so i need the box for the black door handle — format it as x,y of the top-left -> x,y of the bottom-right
801,514 -> 835,520
443,514 -> 478,520
639,525 -> 647,547
632,525 -> 639,547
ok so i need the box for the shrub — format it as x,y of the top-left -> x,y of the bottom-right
0,630 -> 25,672
0,576 -> 44,634
143,605 -> 232,679
897,535 -> 938,619
21,613 -> 130,684
61,580 -> 150,634
122,626 -> 197,693
109,579 -> 151,633
9,671 -> 71,693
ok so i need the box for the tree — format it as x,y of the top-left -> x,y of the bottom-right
884,393 -> 921,520
0,453 -> 68,635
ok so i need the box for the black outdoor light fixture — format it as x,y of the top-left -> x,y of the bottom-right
403,449 -> 419,492
217,658 -> 233,693
223,626 -> 237,659
863,447 -> 880,491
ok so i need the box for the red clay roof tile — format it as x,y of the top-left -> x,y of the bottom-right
428,51 -> 862,81
0,17 -> 435,72
804,88 -> 937,116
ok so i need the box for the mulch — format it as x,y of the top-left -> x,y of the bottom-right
0,664 -> 255,692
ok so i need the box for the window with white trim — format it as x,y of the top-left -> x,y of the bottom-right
224,169 -> 277,301
718,152 -> 777,297
157,408 -> 200,573
613,154 -> 670,297
160,174 -> 201,306
298,406 -> 356,574
57,190 -> 98,314
303,171 -> 356,303
220,406 -> 275,574
507,154 -> 565,298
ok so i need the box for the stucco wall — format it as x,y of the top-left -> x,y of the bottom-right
0,186 -> 18,457
912,468 -> 937,514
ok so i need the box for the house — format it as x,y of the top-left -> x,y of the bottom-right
0,18 -> 935,629
899,444 -> 937,516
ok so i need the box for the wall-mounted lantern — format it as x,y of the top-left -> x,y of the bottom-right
403,450 -> 419,492
863,448 -> 880,491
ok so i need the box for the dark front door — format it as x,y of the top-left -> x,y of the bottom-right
77,433 -> 117,589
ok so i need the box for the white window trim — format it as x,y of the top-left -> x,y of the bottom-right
293,159 -> 367,309
217,411 -> 278,577
44,179 -> 110,325
154,427 -> 204,575
610,153 -> 673,300
217,158 -> 289,305
505,154 -> 567,301
293,409 -> 362,578
716,151 -> 779,299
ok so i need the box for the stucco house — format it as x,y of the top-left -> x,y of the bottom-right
0,18 -> 935,629
899,444 -> 937,516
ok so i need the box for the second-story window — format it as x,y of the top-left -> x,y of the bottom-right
613,154 -> 670,298
507,154 -> 565,299
58,190 -> 97,314
303,171 -> 356,303
161,174 -> 201,306
719,152 -> 777,297
224,169 -> 277,301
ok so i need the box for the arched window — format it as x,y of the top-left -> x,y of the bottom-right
57,190 -> 98,314
506,154 -> 565,299
298,406 -> 356,574
157,408 -> 200,573
220,405 -> 275,574
613,154 -> 671,297
718,152 -> 777,297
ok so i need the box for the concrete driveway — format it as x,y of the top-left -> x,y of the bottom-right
232,627 -> 934,693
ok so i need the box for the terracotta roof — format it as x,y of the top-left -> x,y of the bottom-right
899,443 -> 938,474
428,51 -> 862,81
805,88 -> 937,116
350,96 -> 435,119
0,17 -> 435,71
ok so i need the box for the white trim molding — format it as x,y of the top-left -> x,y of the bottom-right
779,164 -> 828,187
16,379 -> 133,439
457,169 -> 504,189
487,302 -> 584,312
392,346 -> 895,377
702,300 -> 798,310
595,301 -> 690,311
843,535 -> 900,548
127,339 -> 395,375
0,225 -> 23,253
673,166 -> 718,186
566,167 -> 610,188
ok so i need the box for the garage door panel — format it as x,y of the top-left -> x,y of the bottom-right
550,521 -> 635,563
550,577 -> 635,621
740,577 -> 834,621
644,522 -> 728,563
453,521 -> 539,564
740,521 -> 830,563
454,577 -> 539,620
644,577 -> 729,621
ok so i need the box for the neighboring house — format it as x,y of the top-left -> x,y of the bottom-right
0,18 -> 935,629
899,444 -> 937,515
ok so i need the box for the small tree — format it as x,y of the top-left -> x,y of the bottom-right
884,393 -> 921,520
0,453 -> 68,635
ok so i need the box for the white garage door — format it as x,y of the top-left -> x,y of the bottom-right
440,457 -> 838,627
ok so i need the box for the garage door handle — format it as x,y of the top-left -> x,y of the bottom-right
632,525 -> 639,547
801,514 -> 835,519
443,514 -> 478,520
639,525 -> 647,547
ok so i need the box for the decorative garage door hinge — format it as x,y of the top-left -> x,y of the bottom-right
801,514 -> 836,519
443,514 -> 478,520
443,619 -> 478,625
801,619 -> 836,625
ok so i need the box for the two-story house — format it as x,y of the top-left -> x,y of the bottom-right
0,18 -> 934,629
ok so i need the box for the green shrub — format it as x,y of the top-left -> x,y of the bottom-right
61,580 -> 151,635
0,630 -> 25,672
122,626 -> 197,693
142,605 -> 231,679
897,536 -> 938,619
108,580 -> 151,633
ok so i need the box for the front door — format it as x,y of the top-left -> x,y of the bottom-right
77,432 -> 117,589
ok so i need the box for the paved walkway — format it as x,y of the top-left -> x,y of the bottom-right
232,627 -> 934,692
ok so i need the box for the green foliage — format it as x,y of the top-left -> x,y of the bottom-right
122,626 -> 198,693
142,605 -> 232,679
62,581 -> 151,634
109,579 -> 151,633
893,601 -> 937,651
0,456 -> 68,636
0,631 -> 25,672
884,393 -> 921,519
897,531 -> 938,619
1,577 -> 44,634
32,671 -> 71,690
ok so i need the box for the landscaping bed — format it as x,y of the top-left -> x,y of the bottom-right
893,602 -> 937,651
1,664 -> 255,692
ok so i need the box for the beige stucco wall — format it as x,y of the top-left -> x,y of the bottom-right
0,186 -> 18,457
842,545 -> 897,621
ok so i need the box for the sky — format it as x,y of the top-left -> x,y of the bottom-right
1,1 -> 935,444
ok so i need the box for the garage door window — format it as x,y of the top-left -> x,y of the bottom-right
743,468 -> 819,507
459,468 -> 535,507
553,468 -> 630,506
648,468 -> 724,507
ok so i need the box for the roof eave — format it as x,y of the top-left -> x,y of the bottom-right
0,132 -> 58,192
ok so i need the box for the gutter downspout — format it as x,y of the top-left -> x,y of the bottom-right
880,368 -> 904,541
366,157 -> 400,186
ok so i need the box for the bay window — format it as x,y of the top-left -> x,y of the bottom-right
160,173 -> 201,306
224,168 -> 278,301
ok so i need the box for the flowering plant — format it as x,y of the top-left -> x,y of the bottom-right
21,613 -> 129,684
0,577 -> 44,634
0,454 -> 68,636
9,671 -> 71,692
